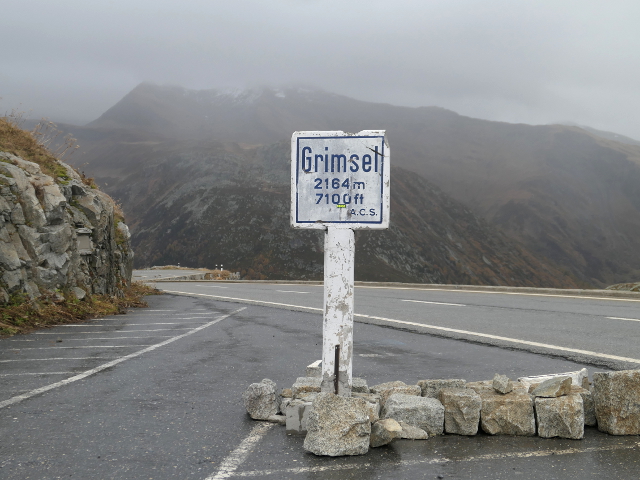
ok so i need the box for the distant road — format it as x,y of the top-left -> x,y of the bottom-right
154,277 -> 640,370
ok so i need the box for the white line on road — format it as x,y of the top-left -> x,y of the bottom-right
607,316 -> 640,322
96,317 -> 209,321
231,442 -> 640,477
0,307 -> 245,410
11,336 -> 174,341
6,345 -> 153,350
205,423 -> 275,480
276,290 -> 310,294
357,285 -> 640,302
34,328 -> 193,334
56,323 -> 202,327
162,291 -> 640,365
0,372 -> 73,376
402,299 -> 466,307
0,357 -> 115,363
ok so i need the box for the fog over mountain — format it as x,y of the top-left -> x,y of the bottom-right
3,1 -> 640,140
58,83 -> 640,287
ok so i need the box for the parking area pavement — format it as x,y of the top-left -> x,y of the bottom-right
1,294 -> 639,479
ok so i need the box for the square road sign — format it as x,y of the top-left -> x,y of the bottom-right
290,130 -> 390,229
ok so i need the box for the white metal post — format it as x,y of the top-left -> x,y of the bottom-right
321,227 -> 355,396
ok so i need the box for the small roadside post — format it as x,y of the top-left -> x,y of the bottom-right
291,130 -> 390,395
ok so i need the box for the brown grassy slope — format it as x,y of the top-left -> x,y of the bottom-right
0,283 -> 160,337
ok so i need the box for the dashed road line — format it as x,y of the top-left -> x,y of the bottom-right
0,307 -> 245,409
402,299 -> 466,306
34,328 -> 193,334
607,316 -> 640,322
276,290 -> 309,294
10,336 -> 175,341
0,357 -> 116,363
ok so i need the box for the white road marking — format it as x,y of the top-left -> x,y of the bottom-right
231,442 -> 640,477
11,336 -> 174,341
57,324 -> 104,327
162,291 -> 640,365
7,345 -> 152,350
276,290 -> 309,294
96,317 -> 208,321
205,422 -> 274,480
357,285 -> 640,302
56,323 -> 200,327
34,328 -> 193,334
355,313 -> 640,365
0,307 -> 245,410
402,299 -> 466,307
607,316 -> 640,322
0,372 -> 73,376
0,357 -> 115,363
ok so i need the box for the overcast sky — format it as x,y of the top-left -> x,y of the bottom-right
2,0 -> 639,139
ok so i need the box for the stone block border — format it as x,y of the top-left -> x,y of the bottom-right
242,365 -> 640,456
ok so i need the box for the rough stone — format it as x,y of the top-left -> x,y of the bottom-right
303,393 -> 371,456
242,379 -> 281,420
266,415 -> 286,425
383,393 -> 444,436
378,385 -> 422,408
493,374 -> 513,394
479,391 -> 536,436
518,369 -> 588,390
418,379 -> 466,398
353,392 -> 382,422
281,388 -> 292,398
570,386 -> 596,427
593,370 -> 640,435
285,399 -> 312,435
535,394 -> 584,439
292,376 -> 322,398
439,388 -> 481,435
398,421 -> 429,439
531,376 -> 572,398
352,377 -> 369,393
306,360 -> 322,377
370,419 -> 402,448
468,380 -> 528,395
0,151 -> 133,303
71,286 -> 86,300
370,380 -> 407,394
280,397 -> 292,412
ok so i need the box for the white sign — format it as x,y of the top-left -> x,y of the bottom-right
291,130 -> 390,229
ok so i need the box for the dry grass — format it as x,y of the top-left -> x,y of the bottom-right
0,116 -> 94,188
0,282 -> 162,337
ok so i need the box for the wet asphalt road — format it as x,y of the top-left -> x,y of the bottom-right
1,292 -> 639,479
157,280 -> 640,370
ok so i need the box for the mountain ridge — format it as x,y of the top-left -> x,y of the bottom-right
67,83 -> 640,286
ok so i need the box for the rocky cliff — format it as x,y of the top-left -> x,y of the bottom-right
0,144 -> 133,303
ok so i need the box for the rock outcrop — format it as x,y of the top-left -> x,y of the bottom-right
0,151 -> 133,302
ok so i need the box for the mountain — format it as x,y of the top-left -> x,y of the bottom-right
66,135 -> 576,286
68,83 -> 640,286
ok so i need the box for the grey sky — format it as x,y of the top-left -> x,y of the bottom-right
2,0 -> 640,139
